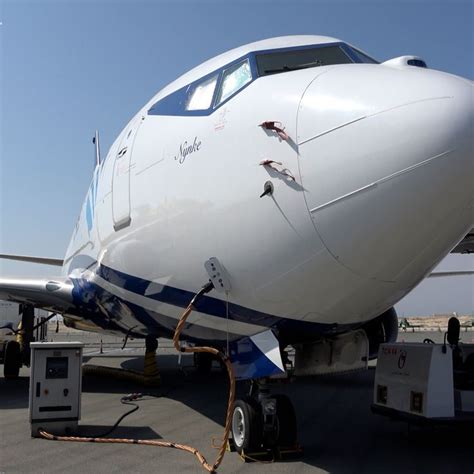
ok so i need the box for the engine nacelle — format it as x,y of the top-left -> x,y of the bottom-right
294,329 -> 369,376
362,307 -> 399,359
293,308 -> 398,376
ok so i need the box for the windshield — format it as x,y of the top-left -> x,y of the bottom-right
256,44 -> 379,76
256,45 -> 353,76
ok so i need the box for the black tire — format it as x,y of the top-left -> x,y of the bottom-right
232,398 -> 263,454
4,340 -> 21,379
194,352 -> 213,375
274,394 -> 297,447
145,335 -> 158,352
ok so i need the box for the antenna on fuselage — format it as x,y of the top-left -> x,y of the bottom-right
92,130 -> 101,167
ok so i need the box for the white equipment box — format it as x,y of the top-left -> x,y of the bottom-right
373,343 -> 454,418
372,342 -> 474,422
29,342 -> 84,437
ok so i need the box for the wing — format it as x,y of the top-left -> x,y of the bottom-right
0,277 -> 74,313
427,228 -> 474,277
0,253 -> 64,266
428,271 -> 474,278
451,228 -> 474,254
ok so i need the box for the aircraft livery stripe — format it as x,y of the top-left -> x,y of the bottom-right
95,262 -> 345,334
71,278 -> 243,343
68,255 -> 354,336
92,272 -> 266,335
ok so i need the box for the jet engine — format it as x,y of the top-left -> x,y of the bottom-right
293,308 -> 398,376
361,307 -> 399,359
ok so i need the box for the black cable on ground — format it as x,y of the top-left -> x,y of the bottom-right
91,393 -> 142,438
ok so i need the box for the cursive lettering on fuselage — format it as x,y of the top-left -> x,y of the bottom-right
174,137 -> 202,164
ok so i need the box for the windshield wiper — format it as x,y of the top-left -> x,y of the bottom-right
264,60 -> 323,74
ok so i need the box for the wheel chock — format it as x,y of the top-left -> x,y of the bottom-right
227,437 -> 303,463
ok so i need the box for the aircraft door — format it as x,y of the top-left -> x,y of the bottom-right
112,116 -> 141,231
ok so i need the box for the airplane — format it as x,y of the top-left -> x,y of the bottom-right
398,318 -> 423,331
1,35 -> 473,455
461,319 -> 474,330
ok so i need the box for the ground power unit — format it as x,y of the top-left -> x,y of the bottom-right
29,342 -> 84,437
372,337 -> 474,423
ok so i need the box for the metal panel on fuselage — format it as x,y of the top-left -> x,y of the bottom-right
297,66 -> 474,285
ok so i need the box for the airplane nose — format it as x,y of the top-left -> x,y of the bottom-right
297,67 -> 474,283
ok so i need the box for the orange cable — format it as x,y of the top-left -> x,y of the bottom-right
40,290 -> 236,473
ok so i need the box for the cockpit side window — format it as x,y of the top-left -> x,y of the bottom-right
185,74 -> 218,111
347,47 -> 379,64
215,59 -> 252,106
256,45 -> 353,76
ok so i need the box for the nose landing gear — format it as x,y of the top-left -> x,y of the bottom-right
230,379 -> 302,461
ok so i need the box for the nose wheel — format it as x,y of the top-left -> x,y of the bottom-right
231,398 -> 263,453
230,382 -> 299,459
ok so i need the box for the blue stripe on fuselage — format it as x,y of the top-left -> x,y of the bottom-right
68,256 -> 357,342
70,276 -> 238,343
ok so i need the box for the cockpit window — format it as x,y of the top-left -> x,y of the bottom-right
216,59 -> 252,106
256,45 -> 353,76
347,47 -> 379,64
186,74 -> 218,111
148,42 -> 379,117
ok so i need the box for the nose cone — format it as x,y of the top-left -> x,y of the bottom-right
297,66 -> 473,282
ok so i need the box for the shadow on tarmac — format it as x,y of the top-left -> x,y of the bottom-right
0,375 -> 30,410
1,354 -> 473,473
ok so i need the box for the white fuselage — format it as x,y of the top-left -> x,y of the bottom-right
62,36 -> 474,343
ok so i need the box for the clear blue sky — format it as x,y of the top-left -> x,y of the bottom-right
1,0 -> 472,315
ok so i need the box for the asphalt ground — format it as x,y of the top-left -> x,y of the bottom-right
1,331 -> 473,474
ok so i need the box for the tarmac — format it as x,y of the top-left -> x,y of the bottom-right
1,331 -> 473,474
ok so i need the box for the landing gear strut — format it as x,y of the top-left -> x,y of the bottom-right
3,304 -> 35,379
194,352 -> 214,375
4,340 -> 22,379
231,379 -> 299,457
145,334 -> 158,353
19,304 -> 35,365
